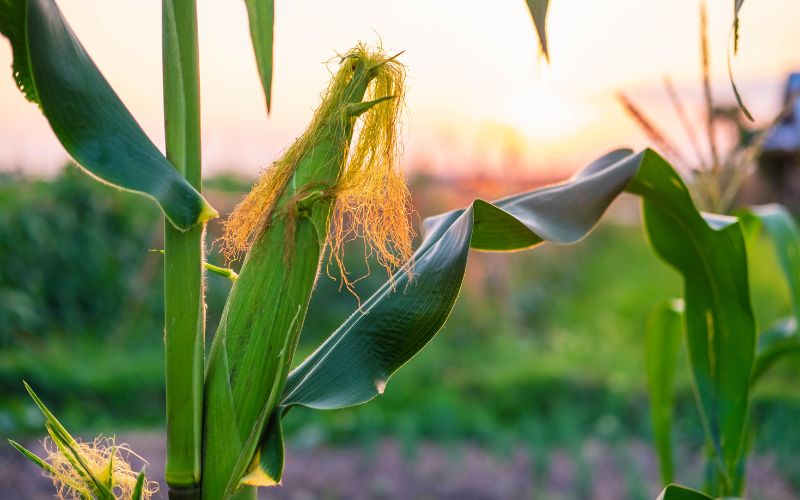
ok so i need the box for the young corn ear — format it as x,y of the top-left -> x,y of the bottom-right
202,44 -> 411,499
9,383 -> 157,500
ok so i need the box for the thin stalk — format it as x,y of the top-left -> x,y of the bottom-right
162,1 -> 204,497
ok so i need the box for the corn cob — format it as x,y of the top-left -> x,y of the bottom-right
202,44 -> 411,499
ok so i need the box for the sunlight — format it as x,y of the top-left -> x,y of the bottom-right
501,75 -> 593,142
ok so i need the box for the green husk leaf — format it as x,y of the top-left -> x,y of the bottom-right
244,0 -> 274,113
131,470 -> 146,500
202,47 -> 406,499
24,382 -> 113,498
646,299 -> 684,486
0,0 -> 216,229
7,440 -> 55,475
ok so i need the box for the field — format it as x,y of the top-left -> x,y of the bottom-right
1,168 -> 798,498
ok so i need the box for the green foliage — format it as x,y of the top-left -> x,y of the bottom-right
0,0 -> 215,229
0,169 -> 160,347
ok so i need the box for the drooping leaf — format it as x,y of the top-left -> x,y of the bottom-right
524,0 -> 549,61
246,149 -> 753,489
646,299 -> 684,486
0,0 -> 216,229
281,149 -> 636,412
244,0 -> 274,113
657,484 -> 714,500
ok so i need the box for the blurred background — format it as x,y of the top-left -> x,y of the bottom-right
2,0 -> 800,498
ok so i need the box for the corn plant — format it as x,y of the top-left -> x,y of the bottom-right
0,0 -> 778,499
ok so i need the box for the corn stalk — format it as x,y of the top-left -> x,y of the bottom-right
162,0 -> 204,496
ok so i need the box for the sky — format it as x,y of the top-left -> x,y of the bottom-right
0,0 -> 799,179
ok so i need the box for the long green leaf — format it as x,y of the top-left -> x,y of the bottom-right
628,154 -> 755,494
0,0 -> 216,229
247,149 -> 753,490
244,0 -> 274,113
646,299 -> 683,486
524,0 -> 550,61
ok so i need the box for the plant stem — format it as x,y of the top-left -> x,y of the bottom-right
162,0 -> 204,496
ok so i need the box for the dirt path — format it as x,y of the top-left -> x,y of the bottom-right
0,432 -> 795,499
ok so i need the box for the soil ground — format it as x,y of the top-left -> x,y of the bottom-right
0,432 -> 796,499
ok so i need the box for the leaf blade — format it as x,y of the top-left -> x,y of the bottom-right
524,0 -> 550,61
244,0 -> 274,113
0,0 -> 216,229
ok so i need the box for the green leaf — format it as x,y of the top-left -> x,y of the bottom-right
7,440 -> 55,475
646,299 -> 684,486
247,149 -> 753,492
628,154 -> 755,493
524,0 -> 550,61
281,149 -> 637,412
657,484 -> 714,500
244,0 -> 274,113
0,0 -> 216,229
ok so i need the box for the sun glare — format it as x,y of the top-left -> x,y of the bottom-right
501,74 -> 593,142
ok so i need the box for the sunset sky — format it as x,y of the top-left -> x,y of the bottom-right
0,0 -> 798,179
